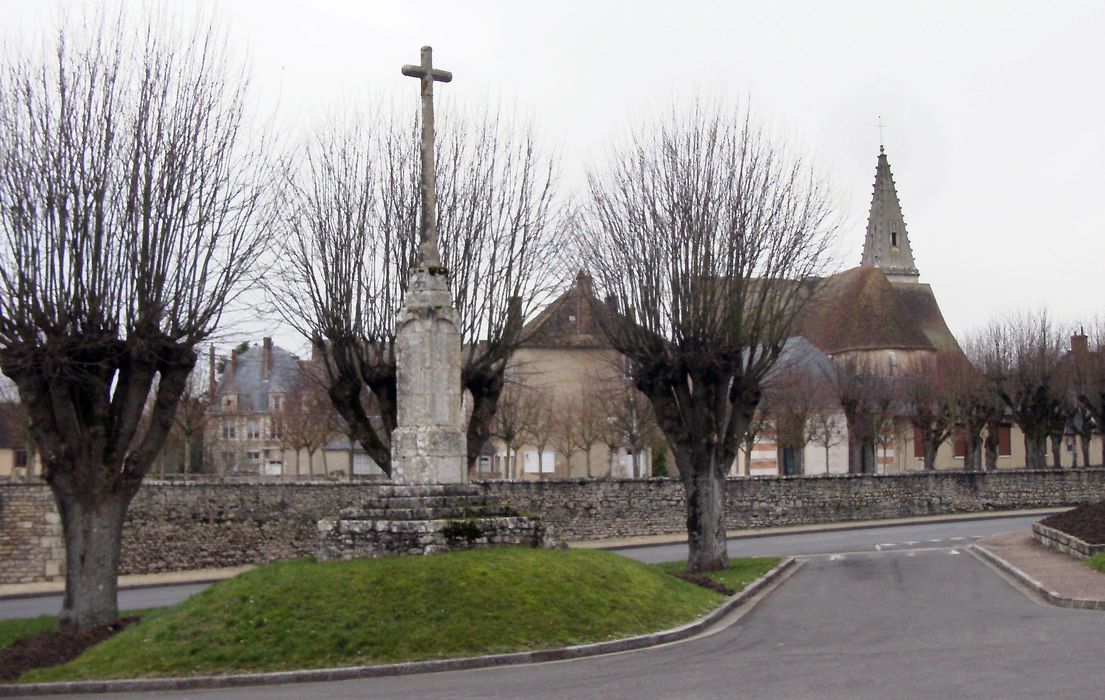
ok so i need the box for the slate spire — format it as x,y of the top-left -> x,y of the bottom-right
860,147 -> 919,282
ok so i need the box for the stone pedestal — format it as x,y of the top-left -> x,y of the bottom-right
392,266 -> 467,483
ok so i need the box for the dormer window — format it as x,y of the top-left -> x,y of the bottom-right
891,231 -> 898,247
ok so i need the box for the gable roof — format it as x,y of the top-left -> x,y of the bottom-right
520,271 -> 614,349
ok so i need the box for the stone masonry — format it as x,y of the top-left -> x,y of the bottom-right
391,267 -> 467,484
3,469 -> 1105,583
316,483 -> 557,560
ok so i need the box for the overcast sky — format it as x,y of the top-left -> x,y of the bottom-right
4,0 -> 1103,356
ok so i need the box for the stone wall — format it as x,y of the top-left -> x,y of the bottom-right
3,470 -> 1105,583
0,485 -> 64,583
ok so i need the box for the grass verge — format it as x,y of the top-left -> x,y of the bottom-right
0,616 -> 57,652
16,550 -> 779,683
1086,553 -> 1105,574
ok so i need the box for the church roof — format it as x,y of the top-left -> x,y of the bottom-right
796,266 -> 943,354
860,148 -> 919,281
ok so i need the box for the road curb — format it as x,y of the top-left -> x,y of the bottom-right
969,544 -> 1105,611
588,508 -> 1064,551
0,558 -> 798,696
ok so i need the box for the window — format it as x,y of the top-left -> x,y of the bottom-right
891,231 -> 898,247
998,424 -> 1012,456
14,449 -> 28,469
523,451 -> 556,474
270,418 -> 283,440
221,421 -> 236,440
246,420 -> 261,440
271,394 -> 284,412
247,450 -> 261,464
953,428 -> 966,458
913,427 -> 924,458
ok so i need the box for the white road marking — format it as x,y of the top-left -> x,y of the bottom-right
829,554 -> 844,561
950,537 -> 965,541
875,545 -> 883,551
906,552 -> 916,557
904,541 -> 920,545
879,543 -> 896,548
949,549 -> 960,555
926,539 -> 943,543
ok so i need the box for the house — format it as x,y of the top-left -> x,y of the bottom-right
489,271 -> 658,480
0,401 -> 41,481
207,337 -> 382,478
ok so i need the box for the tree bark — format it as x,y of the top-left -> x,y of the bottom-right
52,482 -> 135,629
1024,434 -> 1048,469
676,448 -> 729,573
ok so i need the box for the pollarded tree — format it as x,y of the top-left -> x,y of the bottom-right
951,336 -> 1005,472
1065,321 -> 1105,466
976,312 -> 1065,469
898,353 -> 958,471
272,108 -> 562,476
583,102 -> 837,572
0,14 -> 270,627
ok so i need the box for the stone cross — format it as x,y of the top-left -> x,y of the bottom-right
402,46 -> 453,267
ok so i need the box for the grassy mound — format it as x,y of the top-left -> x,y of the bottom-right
20,549 -> 777,682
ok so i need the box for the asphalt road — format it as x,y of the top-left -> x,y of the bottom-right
0,514 -> 1044,621
26,522 -> 1103,699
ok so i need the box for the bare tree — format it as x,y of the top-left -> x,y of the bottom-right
489,383 -> 538,480
764,360 -> 825,475
166,370 -> 210,475
272,107 -> 562,476
1065,322 -> 1104,466
950,337 -> 1005,472
550,397 -> 581,478
598,379 -> 660,479
570,385 -> 607,478
0,13 -> 270,627
278,371 -> 336,476
833,358 -> 882,474
975,312 -> 1065,469
898,354 -> 958,471
582,102 -> 837,571
739,410 -> 773,477
808,406 -> 844,474
524,391 -> 556,480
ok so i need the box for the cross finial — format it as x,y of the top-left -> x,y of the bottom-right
876,115 -> 886,154
402,46 -> 453,267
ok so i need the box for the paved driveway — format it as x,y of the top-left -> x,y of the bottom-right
28,541 -> 1104,700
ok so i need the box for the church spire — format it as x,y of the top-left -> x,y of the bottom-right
860,148 -> 919,282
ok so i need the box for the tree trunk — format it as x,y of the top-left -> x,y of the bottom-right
677,449 -> 729,573
824,446 -> 831,474
963,433 -> 982,472
984,420 -> 1000,471
1049,433 -> 1064,469
1024,433 -> 1048,469
53,486 -> 134,629
585,450 -> 592,479
923,441 -> 938,471
1080,435 -> 1090,468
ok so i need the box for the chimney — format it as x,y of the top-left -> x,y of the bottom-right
576,270 -> 593,298
506,296 -> 523,343
262,337 -> 273,381
208,344 -> 216,400
1071,332 -> 1089,354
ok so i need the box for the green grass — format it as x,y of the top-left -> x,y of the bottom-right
17,549 -> 778,683
1086,553 -> 1105,574
653,557 -> 781,591
0,615 -> 58,652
